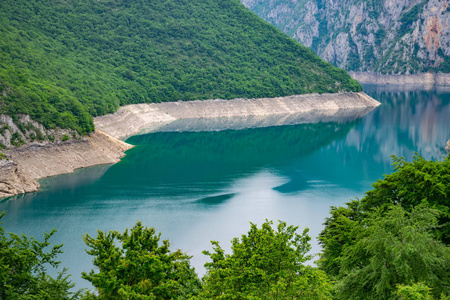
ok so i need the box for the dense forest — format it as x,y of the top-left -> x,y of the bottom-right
1,155 -> 449,299
0,0 -> 361,134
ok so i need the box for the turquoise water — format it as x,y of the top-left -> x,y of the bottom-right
1,85 -> 450,290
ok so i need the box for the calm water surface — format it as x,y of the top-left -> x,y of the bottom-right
1,85 -> 450,289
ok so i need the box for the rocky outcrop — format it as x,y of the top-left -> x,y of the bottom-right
0,160 -> 40,198
446,139 -> 450,151
95,92 -> 380,139
0,114 -> 79,148
7,130 -> 132,181
242,0 -> 450,76
0,130 -> 132,199
0,113 -> 133,199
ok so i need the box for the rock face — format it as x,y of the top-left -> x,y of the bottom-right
95,92 -> 381,139
446,139 -> 450,151
0,129 -> 132,199
242,0 -> 450,75
7,131 -> 132,180
0,160 -> 40,198
0,113 -> 133,199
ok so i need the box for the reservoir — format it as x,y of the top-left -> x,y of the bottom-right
1,84 -> 450,290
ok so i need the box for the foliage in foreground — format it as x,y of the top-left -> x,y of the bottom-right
0,212 -> 81,299
335,205 -> 450,299
199,220 -> 333,299
82,221 -> 201,299
319,155 -> 450,299
3,155 -> 450,299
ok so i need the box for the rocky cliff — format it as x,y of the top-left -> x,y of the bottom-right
0,160 -> 40,198
0,114 -> 132,199
242,0 -> 450,75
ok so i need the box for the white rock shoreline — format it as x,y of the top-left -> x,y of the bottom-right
1,92 -> 381,198
349,72 -> 450,86
95,92 -> 380,140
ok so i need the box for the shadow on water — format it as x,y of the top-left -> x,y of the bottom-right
0,85 -> 449,291
0,120 -> 359,214
120,121 -> 358,196
195,193 -> 236,206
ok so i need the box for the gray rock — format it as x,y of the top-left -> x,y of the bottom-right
242,0 -> 450,75
0,159 -> 40,198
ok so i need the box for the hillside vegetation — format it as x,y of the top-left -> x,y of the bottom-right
0,0 -> 361,134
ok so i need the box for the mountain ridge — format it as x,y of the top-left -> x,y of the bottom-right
0,0 -> 361,136
242,0 -> 450,76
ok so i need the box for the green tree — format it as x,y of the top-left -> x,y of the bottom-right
317,199 -> 365,277
334,205 -> 450,300
0,211 -> 81,299
319,155 -> 450,278
395,282 -> 433,300
199,220 -> 333,299
82,221 -> 200,299
362,155 -> 450,243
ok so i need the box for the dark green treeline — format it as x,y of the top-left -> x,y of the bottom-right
0,0 -> 361,133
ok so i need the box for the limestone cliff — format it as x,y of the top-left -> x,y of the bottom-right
0,160 -> 40,198
242,0 -> 450,75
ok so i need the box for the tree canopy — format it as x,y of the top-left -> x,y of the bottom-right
0,211 -> 81,300
82,221 -> 200,299
199,220 -> 333,299
0,0 -> 361,134
319,155 -> 450,299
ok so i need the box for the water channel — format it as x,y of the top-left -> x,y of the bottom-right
1,84 -> 449,290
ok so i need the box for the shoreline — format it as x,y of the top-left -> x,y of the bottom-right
95,92 -> 380,140
349,72 -> 450,86
1,92 -> 380,199
0,130 -> 132,198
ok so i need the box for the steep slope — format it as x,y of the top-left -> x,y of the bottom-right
0,0 -> 361,136
242,0 -> 450,75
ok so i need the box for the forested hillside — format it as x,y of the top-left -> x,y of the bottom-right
0,0 -> 361,134
242,0 -> 450,75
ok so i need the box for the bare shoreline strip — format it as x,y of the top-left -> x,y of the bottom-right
1,92 -> 380,198
95,92 -> 381,140
349,72 -> 450,85
1,130 -> 132,198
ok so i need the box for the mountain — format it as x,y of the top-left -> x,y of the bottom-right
0,0 -> 361,136
242,0 -> 450,75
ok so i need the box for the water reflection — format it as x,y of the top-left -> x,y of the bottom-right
122,122 -> 357,197
0,85 -> 449,290
349,85 -> 450,162
137,107 -> 375,133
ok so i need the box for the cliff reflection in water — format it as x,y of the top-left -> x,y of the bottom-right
346,85 -> 450,162
120,121 -> 357,198
1,86 -> 449,291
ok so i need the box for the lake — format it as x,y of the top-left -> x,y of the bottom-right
1,84 -> 450,290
